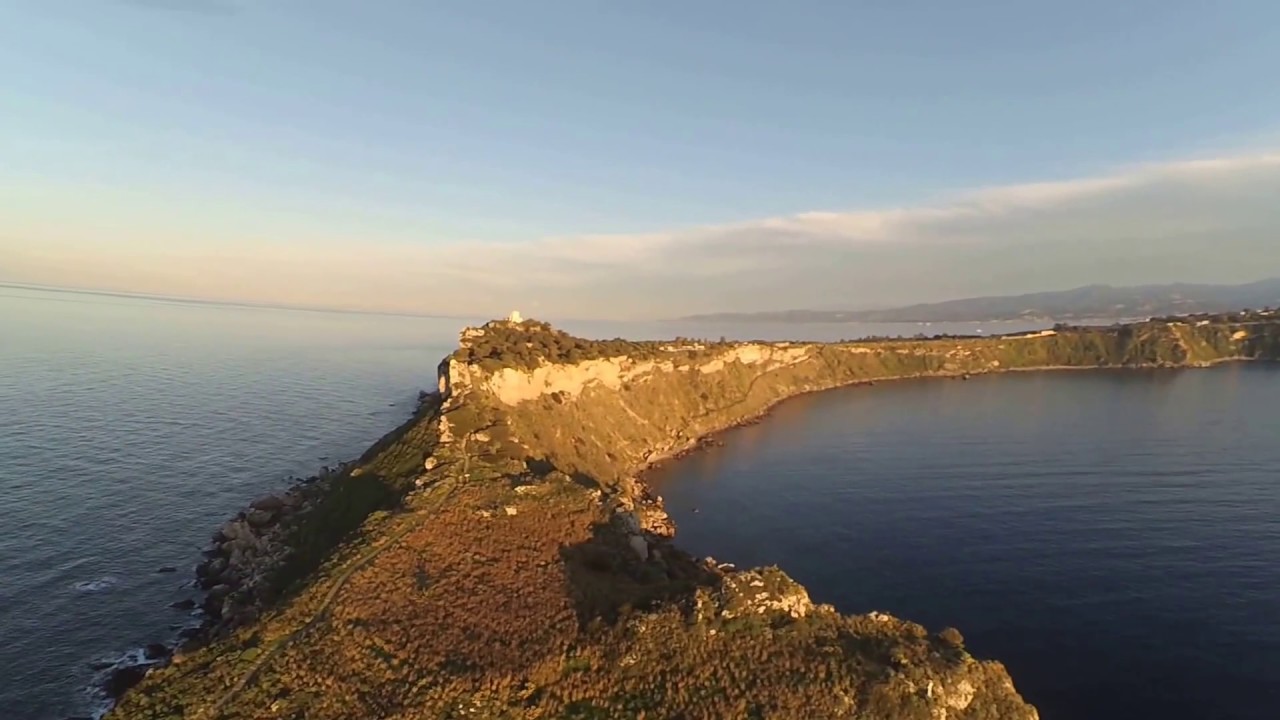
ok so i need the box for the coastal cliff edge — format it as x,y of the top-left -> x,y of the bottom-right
109,312 -> 1280,719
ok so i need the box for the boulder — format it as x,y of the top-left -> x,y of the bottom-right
202,596 -> 224,618
250,494 -> 285,513
104,664 -> 149,699
628,534 -> 649,561
144,643 -> 171,661
176,635 -> 206,656
245,509 -> 275,528
227,548 -> 247,572
206,557 -> 228,579
219,520 -> 248,542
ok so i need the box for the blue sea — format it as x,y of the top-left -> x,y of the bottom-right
5,285 -> 1274,719
0,287 -> 464,718
649,366 -> 1280,720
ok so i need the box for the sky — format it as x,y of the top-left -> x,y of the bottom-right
3,1 -> 1279,320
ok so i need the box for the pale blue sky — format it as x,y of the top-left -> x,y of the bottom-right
4,1 -> 1280,318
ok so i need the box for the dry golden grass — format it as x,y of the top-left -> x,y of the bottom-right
113,465 -> 1033,720
113,316 -> 1280,719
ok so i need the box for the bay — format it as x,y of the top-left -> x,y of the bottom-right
649,366 -> 1280,720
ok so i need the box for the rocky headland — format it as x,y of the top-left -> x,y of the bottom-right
108,311 -> 1280,719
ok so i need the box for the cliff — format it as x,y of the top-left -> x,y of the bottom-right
109,312 -> 1280,720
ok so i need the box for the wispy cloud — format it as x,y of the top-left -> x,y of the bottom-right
5,151 -> 1280,319
411,151 -> 1280,310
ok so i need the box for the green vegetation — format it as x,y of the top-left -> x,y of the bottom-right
451,319 -> 734,372
269,395 -> 444,599
938,627 -> 965,648
110,313 -> 1280,720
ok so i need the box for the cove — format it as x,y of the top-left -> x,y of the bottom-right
110,316 -> 1280,719
648,365 -> 1280,720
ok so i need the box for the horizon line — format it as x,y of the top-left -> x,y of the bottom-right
0,281 -> 481,322
0,281 -> 694,325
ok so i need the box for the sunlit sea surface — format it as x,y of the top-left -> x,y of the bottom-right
7,286 -> 1270,719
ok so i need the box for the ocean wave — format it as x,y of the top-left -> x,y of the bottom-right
73,577 -> 120,593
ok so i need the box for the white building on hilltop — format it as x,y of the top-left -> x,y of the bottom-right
507,310 -> 523,324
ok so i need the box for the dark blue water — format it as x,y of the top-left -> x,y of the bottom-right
7,286 -> 1250,719
649,367 -> 1280,720
0,286 -> 1028,719
0,288 -> 465,719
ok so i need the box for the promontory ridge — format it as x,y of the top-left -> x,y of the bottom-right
109,310 -> 1280,719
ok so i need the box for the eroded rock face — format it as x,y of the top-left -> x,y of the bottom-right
131,318 -> 1280,717
437,414 -> 455,444
464,343 -> 822,407
482,358 -> 667,405
941,678 -> 977,711
713,567 -> 815,620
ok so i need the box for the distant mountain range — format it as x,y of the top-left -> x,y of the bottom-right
681,278 -> 1280,324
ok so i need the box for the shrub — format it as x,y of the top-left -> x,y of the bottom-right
938,627 -> 965,648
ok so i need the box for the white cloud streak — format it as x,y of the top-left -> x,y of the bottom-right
5,152 -> 1280,319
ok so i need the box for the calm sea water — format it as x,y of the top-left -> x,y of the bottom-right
0,285 -> 1128,718
0,288 -> 466,719
649,366 -> 1280,720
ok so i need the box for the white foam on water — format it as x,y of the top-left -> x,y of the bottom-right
72,576 -> 120,593
81,646 -> 167,720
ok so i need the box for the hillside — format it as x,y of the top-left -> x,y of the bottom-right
108,312 -> 1280,719
682,278 -> 1280,324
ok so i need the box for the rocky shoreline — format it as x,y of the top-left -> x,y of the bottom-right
197,482 -> 318,632
90,471 -> 329,709
90,375 -> 926,711
98,386 -> 761,713
105,315 -> 1280,719
95,388 -> 454,711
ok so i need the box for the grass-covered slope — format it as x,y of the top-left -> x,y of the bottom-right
110,312 -> 1280,720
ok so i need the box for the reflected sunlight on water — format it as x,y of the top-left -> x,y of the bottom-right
0,288 -> 464,719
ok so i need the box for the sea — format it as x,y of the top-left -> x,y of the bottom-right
648,365 -> 1280,720
1,285 -> 1275,719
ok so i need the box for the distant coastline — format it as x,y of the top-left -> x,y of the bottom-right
108,312 -> 1280,719
680,278 -> 1280,325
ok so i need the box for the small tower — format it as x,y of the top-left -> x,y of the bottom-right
507,310 -> 523,324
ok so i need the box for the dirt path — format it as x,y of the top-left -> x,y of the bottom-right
202,440 -> 468,719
